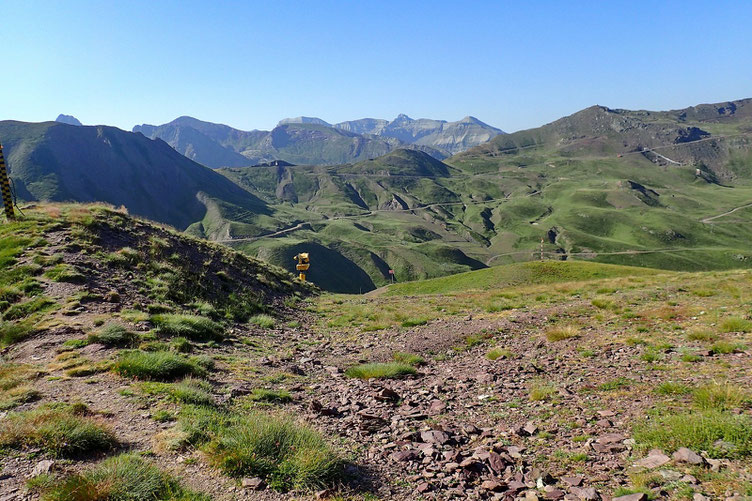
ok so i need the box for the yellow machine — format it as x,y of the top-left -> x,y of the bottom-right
0,143 -> 15,220
294,252 -> 310,281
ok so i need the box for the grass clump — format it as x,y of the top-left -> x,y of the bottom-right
150,314 -> 224,341
711,340 -> 746,355
599,377 -> 631,391
141,378 -> 215,406
88,323 -> 139,347
529,382 -> 557,402
0,320 -> 36,347
0,403 -> 116,457
42,264 -> 85,283
686,329 -> 718,342
633,410 -> 752,458
249,314 -> 275,329
37,453 -> 210,501
344,362 -> 416,380
171,337 -> 192,353
392,352 -> 425,366
113,351 -> 205,381
486,347 -> 512,361
205,411 -> 342,491
401,317 -> 428,328
655,381 -> 691,396
720,316 -> 752,333
545,325 -> 579,342
693,382 -> 749,411
249,389 -> 293,404
0,363 -> 41,410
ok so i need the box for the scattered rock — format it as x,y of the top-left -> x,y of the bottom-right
420,430 -> 451,445
241,477 -> 265,490
31,460 -> 54,477
674,447 -> 704,465
570,487 -> 600,500
635,450 -> 670,468
613,494 -> 647,501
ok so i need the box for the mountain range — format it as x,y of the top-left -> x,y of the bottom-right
2,98 -> 752,292
132,114 -> 502,168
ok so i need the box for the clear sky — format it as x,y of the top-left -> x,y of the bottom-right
2,1 -> 751,133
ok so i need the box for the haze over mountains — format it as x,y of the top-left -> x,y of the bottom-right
2,98 -> 752,292
133,114 -> 503,168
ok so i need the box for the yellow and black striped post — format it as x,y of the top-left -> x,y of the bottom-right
0,143 -> 14,220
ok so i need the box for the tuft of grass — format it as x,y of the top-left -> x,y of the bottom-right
171,337 -> 193,353
113,351 -> 205,381
204,411 -> 342,491
529,382 -> 557,402
0,320 -> 36,346
599,377 -> 631,391
711,340 -> 746,355
344,362 -> 416,380
392,352 -> 425,366
37,453 -> 211,501
0,363 -> 41,410
693,382 -> 749,411
43,264 -> 85,283
88,323 -> 139,347
400,317 -> 428,328
639,348 -> 662,363
633,410 -> 752,458
150,314 -> 224,341
249,389 -> 292,404
486,347 -> 512,361
249,314 -> 275,329
686,329 -> 718,342
720,316 -> 752,333
655,381 -> 691,396
0,403 -> 117,457
545,325 -> 579,342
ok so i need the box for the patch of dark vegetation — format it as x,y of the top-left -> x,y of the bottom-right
113,351 -> 207,381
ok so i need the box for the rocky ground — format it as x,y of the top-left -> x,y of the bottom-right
2,207 -> 752,500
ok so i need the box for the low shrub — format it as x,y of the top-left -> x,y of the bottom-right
0,403 -> 116,457
344,362 -> 416,380
113,351 -> 205,381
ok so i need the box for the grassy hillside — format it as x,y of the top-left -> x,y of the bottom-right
205,99 -> 752,292
384,261 -> 660,295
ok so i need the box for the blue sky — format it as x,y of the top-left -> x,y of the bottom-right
2,1 -> 751,132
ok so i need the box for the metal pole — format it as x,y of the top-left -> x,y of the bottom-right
0,144 -> 15,220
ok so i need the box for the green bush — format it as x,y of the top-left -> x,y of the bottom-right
0,403 -> 116,457
633,410 -> 752,458
171,337 -> 192,353
249,314 -> 275,329
655,381 -> 691,396
150,314 -> 224,341
113,351 -> 205,381
38,453 -> 210,501
344,362 -> 416,380
89,323 -> 139,347
205,411 -> 342,491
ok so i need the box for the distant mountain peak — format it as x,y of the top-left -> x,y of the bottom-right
394,113 -> 413,122
55,114 -> 82,126
277,117 -> 331,127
